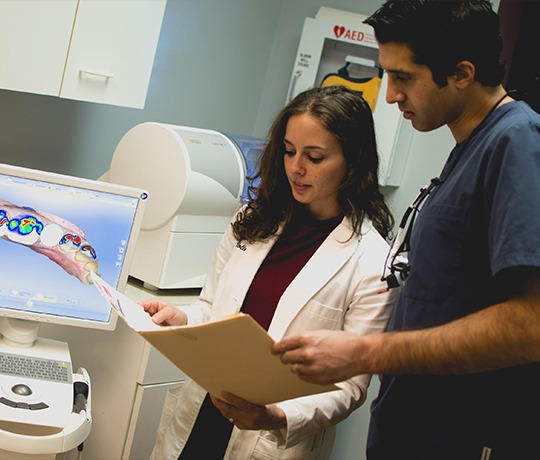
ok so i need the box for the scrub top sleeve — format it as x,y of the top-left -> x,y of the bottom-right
486,120 -> 540,276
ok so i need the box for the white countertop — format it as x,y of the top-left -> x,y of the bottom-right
125,276 -> 201,306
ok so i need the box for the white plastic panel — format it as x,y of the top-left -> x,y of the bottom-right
110,123 -> 246,236
110,123 -> 189,231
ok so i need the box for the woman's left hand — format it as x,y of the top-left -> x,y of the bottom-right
210,392 -> 287,431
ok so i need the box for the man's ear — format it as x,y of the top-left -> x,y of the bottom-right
452,60 -> 475,89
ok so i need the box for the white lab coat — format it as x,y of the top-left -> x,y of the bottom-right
150,215 -> 397,460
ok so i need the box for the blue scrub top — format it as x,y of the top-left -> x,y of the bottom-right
368,101 -> 540,459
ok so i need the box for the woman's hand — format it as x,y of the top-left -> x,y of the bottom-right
138,300 -> 188,326
210,392 -> 287,431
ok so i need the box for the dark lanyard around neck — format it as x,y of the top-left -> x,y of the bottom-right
440,92 -> 508,183
381,93 -> 508,289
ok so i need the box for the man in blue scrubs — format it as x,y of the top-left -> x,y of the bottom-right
274,1 -> 540,458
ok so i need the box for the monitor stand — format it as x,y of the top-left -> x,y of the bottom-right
0,317 -> 71,365
0,317 -> 41,348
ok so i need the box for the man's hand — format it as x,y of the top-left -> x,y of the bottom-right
273,330 -> 370,385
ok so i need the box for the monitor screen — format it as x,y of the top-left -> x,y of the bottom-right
0,163 -> 147,333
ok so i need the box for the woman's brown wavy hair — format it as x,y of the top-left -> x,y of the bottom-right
232,85 -> 393,243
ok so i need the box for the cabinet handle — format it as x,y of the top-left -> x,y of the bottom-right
79,69 -> 115,81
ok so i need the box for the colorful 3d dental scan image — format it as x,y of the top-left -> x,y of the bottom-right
0,173 -> 139,324
0,197 -> 99,286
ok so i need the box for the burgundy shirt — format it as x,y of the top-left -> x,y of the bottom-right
242,210 -> 343,331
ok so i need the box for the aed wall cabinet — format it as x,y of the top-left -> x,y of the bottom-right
286,17 -> 381,107
287,8 -> 412,187
0,0 -> 167,109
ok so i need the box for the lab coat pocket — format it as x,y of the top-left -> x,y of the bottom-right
301,298 -> 343,327
251,431 -> 329,460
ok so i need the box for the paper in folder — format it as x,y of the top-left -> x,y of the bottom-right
91,273 -> 338,405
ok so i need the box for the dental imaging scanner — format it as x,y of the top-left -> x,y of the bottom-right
102,122 -> 264,290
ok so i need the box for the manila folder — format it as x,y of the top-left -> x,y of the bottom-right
141,314 -> 338,405
90,272 -> 337,405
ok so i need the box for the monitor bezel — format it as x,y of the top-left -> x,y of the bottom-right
0,163 -> 148,332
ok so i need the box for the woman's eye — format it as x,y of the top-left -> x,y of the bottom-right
284,149 -> 295,156
309,156 -> 323,164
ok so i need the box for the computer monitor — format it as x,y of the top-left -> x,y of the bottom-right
0,163 -> 147,347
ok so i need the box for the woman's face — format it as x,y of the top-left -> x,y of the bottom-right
283,113 -> 347,220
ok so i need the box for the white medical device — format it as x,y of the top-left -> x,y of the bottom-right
104,122 -> 265,290
0,162 -> 146,456
0,367 -> 92,458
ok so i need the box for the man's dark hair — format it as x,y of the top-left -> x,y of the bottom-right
364,0 -> 505,87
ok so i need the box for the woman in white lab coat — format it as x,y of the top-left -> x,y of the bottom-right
141,85 -> 398,460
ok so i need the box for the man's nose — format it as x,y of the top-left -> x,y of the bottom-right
386,81 -> 405,104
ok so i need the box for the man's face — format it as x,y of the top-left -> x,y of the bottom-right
378,42 -> 460,133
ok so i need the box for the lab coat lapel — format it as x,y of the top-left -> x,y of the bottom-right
268,218 -> 358,340
230,235 -> 278,311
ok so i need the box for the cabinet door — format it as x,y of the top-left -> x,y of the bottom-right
124,381 -> 184,460
0,0 -> 78,96
61,0 -> 167,109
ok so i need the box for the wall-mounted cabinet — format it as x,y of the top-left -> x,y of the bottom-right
0,0 -> 166,109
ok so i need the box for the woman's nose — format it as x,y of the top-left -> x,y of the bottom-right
288,154 -> 305,174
